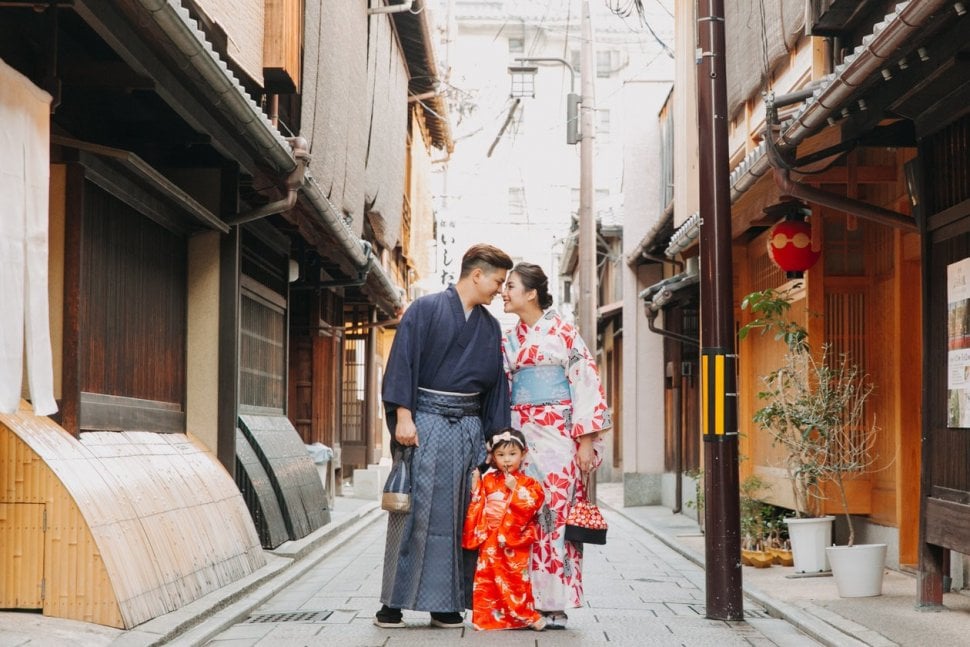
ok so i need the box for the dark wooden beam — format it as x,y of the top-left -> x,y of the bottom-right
796,165 -> 897,184
808,0 -> 883,37
60,59 -> 154,91
59,164 -> 84,437
64,145 -> 228,236
915,75 -> 970,138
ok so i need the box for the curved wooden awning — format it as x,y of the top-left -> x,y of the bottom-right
0,401 -> 265,628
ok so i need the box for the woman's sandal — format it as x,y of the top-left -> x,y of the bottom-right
543,611 -> 568,629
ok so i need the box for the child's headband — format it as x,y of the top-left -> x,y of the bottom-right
487,430 -> 525,450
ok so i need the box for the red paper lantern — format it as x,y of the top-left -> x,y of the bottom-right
767,217 -> 820,278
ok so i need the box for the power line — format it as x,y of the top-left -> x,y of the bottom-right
603,0 -> 674,58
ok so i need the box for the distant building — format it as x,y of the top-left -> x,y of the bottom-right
430,1 -> 673,488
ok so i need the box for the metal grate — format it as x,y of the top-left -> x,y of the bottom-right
697,606 -> 770,619
246,610 -> 334,624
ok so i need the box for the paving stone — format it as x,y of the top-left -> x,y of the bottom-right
205,503 -> 824,647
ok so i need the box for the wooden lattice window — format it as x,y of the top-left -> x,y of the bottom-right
749,229 -> 787,293
240,283 -> 286,412
824,291 -> 866,369
341,337 -> 367,447
823,217 -> 865,276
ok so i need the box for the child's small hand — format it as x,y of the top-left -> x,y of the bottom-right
504,471 -> 517,491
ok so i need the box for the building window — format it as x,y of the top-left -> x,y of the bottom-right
596,51 -> 613,78
240,290 -> 286,411
341,337 -> 367,445
563,279 -> 572,304
509,37 -> 524,53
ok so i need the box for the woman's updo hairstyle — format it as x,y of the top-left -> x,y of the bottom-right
513,262 -> 554,310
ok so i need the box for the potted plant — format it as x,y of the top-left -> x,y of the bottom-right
739,287 -> 835,574
812,355 -> 885,597
739,474 -> 775,568
683,468 -> 705,533
740,287 -> 886,592
771,345 -> 885,592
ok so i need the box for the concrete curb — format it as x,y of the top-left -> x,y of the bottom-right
597,498 -> 870,647
110,500 -> 382,647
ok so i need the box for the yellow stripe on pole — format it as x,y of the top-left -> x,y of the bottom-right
714,354 -> 725,435
702,352 -> 727,436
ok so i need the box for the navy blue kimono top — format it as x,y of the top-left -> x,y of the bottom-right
382,285 -> 511,438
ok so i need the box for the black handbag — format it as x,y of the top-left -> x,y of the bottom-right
381,446 -> 413,513
564,475 -> 607,545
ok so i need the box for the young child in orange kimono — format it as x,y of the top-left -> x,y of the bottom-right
462,428 -> 548,631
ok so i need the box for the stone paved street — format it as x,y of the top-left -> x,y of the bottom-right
204,508 -> 820,646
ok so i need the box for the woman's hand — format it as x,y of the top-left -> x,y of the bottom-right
471,467 -> 481,490
576,434 -> 595,473
394,407 -> 418,446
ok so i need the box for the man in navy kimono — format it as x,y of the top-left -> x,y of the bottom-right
375,244 -> 513,629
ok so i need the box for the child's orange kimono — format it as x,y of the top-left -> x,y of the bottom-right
462,469 -> 545,630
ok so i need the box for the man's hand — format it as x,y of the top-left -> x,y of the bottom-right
395,407 -> 418,446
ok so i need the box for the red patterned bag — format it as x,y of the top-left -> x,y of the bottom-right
564,477 -> 608,545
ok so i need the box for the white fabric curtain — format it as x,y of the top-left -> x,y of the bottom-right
0,58 -> 57,415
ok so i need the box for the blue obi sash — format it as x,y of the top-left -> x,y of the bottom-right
511,365 -> 571,406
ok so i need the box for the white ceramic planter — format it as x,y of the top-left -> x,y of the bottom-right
784,516 -> 834,573
826,543 -> 887,597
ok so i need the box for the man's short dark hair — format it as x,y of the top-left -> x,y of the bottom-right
459,244 -> 513,279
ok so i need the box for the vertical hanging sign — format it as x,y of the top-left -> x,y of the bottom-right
947,257 -> 970,427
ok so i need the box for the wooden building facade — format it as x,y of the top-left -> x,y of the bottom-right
653,0 -> 970,606
0,0 -> 449,628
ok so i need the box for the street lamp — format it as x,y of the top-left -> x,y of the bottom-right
507,57 -> 580,145
508,65 -> 538,99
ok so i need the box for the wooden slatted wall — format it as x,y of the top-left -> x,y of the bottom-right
0,411 -> 121,626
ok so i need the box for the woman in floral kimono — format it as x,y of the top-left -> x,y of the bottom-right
501,262 -> 611,629
462,428 -> 547,631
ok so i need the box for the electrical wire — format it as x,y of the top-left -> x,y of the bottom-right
758,0 -> 773,92
604,0 -> 674,57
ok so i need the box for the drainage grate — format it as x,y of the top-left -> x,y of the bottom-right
694,606 -> 770,619
246,610 -> 334,624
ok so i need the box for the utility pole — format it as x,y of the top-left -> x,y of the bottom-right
578,0 -> 596,348
696,0 -> 743,620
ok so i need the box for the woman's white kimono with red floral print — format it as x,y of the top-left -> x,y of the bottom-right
503,309 -> 610,611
